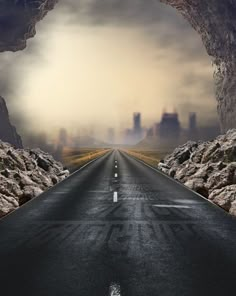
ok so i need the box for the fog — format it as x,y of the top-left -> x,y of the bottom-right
0,0 -> 218,142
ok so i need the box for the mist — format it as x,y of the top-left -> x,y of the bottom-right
0,0 -> 218,143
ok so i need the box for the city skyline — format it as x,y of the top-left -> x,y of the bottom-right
23,109 -> 220,150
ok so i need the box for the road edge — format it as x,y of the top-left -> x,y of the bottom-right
121,150 -> 234,218
0,150 -> 113,221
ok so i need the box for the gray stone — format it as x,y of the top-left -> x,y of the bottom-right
0,97 -> 22,148
158,129 -> 236,215
209,185 -> 236,212
0,140 -> 69,217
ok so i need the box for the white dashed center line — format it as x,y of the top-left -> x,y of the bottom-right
115,173 -> 118,178
115,165 -> 118,168
109,282 -> 121,296
153,205 -> 190,209
113,192 -> 118,203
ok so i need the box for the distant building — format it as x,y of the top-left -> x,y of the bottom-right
123,128 -> 132,145
59,128 -> 68,147
146,127 -> 154,138
107,128 -> 115,144
143,109 -> 221,150
159,112 -> 181,141
189,112 -> 197,131
153,123 -> 160,137
133,112 -> 141,132
133,112 -> 142,139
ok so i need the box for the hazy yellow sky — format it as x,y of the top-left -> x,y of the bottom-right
0,0 -> 218,140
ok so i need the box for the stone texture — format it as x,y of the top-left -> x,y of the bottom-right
0,140 -> 69,217
0,0 -> 58,52
209,185 -> 236,212
158,129 -> 236,215
0,96 -> 22,148
161,0 -> 236,132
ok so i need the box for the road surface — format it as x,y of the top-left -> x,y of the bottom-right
0,150 -> 236,296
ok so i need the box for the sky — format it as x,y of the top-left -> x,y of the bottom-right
0,0 -> 218,141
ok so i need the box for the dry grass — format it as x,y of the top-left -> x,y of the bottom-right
63,147 -> 110,171
123,149 -> 168,168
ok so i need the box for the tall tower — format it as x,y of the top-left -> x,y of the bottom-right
133,112 -> 141,134
59,128 -> 68,147
159,112 -> 181,140
189,112 -> 197,131
133,112 -> 142,142
107,128 -> 115,144
188,112 -> 198,140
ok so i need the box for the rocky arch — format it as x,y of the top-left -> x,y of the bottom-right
0,0 -> 236,132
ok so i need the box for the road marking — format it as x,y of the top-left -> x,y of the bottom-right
153,205 -> 190,209
115,160 -> 118,163
109,282 -> 121,296
115,173 -> 118,178
123,197 -> 151,200
113,192 -> 118,203
124,151 -> 217,207
175,199 -> 205,205
87,190 -> 109,193
115,165 -> 118,168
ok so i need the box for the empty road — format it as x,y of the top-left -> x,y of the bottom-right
0,150 -> 236,296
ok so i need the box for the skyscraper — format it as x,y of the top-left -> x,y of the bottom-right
107,128 -> 115,144
159,112 -> 181,140
189,112 -> 197,131
58,128 -> 68,147
188,112 -> 198,140
133,112 -> 142,141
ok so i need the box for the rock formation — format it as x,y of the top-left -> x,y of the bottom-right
0,96 -> 23,148
0,141 -> 69,217
161,0 -> 236,132
1,0 -> 236,131
158,129 -> 236,216
0,0 -> 58,52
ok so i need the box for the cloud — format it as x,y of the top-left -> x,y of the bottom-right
0,0 -> 218,140
58,0 -> 182,25
57,0 -> 210,66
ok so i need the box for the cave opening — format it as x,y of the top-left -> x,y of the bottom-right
1,0 -> 235,149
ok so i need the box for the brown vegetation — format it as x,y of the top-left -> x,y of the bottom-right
123,149 -> 167,167
62,147 -> 110,171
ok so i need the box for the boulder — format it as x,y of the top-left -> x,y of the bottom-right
158,129 -> 236,215
184,179 -> 208,198
0,193 -> 18,217
0,141 -> 69,217
0,97 -> 22,148
209,185 -> 236,212
230,201 -> 236,216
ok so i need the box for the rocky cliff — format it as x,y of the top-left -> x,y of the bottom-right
0,96 -> 22,148
0,0 -> 58,52
1,0 -> 236,132
0,141 -> 69,217
161,0 -> 236,132
158,129 -> 236,216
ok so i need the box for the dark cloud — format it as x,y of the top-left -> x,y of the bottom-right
58,0 -> 184,26
57,0 -> 208,63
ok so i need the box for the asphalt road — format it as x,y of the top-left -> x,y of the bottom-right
0,150 -> 236,296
